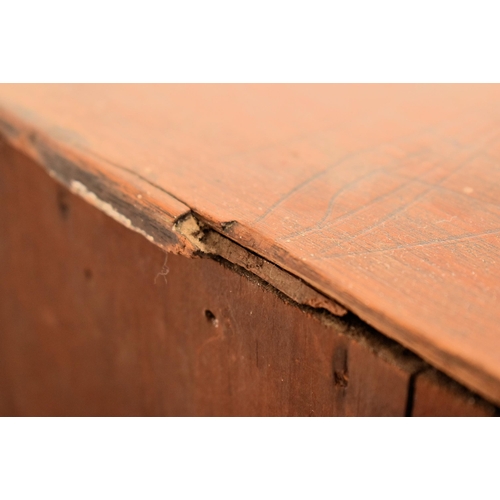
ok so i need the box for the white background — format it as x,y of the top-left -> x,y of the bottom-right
2,1 -> 500,82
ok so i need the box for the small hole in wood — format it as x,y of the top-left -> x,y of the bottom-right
57,190 -> 70,219
333,371 -> 349,388
84,268 -> 93,280
204,309 -> 218,327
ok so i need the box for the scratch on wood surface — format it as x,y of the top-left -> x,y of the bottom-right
282,138 -> 497,247
319,227 -> 500,259
254,126 -> 439,223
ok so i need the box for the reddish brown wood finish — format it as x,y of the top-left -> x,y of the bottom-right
1,85 -> 500,404
412,370 -> 497,417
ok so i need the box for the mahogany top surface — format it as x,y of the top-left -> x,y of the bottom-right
1,84 -> 500,402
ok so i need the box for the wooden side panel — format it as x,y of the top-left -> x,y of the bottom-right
0,143 -> 419,416
412,369 -> 497,417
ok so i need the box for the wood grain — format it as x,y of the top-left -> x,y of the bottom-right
0,144 -> 421,416
412,369 -> 497,417
1,85 -> 500,403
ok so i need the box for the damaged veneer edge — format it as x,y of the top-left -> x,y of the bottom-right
68,172 -> 347,317
63,173 -> 347,317
173,212 -> 347,317
62,164 -> 347,317
66,170 -> 347,316
0,113 -> 346,317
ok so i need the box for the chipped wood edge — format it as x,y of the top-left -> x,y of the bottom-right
174,212 -> 347,316
0,107 -> 194,255
0,108 -> 346,317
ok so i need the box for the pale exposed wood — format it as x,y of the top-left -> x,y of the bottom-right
175,213 -> 346,316
1,85 -> 500,403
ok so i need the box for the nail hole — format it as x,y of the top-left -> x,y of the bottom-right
333,371 -> 349,388
333,345 -> 349,389
204,309 -> 218,327
57,190 -> 70,219
84,268 -> 93,280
